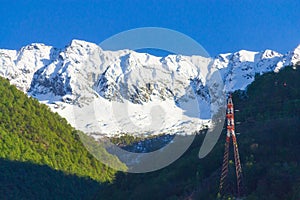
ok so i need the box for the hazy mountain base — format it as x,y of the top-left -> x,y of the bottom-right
94,66 -> 300,200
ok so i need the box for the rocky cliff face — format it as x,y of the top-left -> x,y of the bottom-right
0,40 -> 299,136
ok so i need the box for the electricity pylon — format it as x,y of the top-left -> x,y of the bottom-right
219,94 -> 243,198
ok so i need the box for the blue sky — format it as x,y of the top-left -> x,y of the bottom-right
0,0 -> 300,56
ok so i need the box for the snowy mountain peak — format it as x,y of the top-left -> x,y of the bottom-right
293,44 -> 300,51
22,43 -> 50,51
0,40 -> 299,136
290,44 -> 300,65
261,49 -> 282,59
274,44 -> 300,72
233,50 -> 258,62
217,53 -> 231,63
64,39 -> 102,59
68,39 -> 97,48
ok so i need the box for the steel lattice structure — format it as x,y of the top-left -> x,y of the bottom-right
219,94 -> 243,197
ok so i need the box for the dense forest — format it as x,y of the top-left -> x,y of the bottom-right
94,66 -> 300,200
0,76 -> 126,199
0,66 -> 299,199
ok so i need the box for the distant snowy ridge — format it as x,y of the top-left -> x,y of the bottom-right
0,40 -> 299,137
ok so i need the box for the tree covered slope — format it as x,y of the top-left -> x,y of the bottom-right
0,65 -> 299,199
0,76 -> 125,184
94,66 -> 300,200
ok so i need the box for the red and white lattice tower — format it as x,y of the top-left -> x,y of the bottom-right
219,94 -> 243,197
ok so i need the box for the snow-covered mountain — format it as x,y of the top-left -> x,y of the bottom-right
0,40 -> 299,137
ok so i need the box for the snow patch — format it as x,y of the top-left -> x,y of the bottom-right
0,39 -> 299,137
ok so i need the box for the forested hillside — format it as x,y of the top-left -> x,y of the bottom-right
0,65 -> 299,199
94,66 -> 300,200
0,77 -> 126,199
